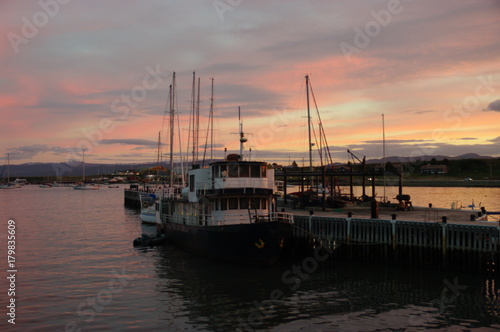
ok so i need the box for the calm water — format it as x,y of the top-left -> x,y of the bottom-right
1,185 -> 500,331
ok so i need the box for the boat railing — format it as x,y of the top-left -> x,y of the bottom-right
160,211 -> 294,226
198,179 -> 271,191
249,212 -> 294,224
155,186 -> 183,200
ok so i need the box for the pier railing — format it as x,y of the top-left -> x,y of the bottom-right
291,215 -> 500,272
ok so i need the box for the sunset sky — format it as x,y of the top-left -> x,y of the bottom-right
1,0 -> 500,167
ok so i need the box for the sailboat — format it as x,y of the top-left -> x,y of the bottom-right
0,154 -> 17,189
293,75 -> 343,207
140,132 -> 162,224
73,150 -> 99,190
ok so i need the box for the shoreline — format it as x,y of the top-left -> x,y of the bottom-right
335,179 -> 500,188
391,179 -> 500,188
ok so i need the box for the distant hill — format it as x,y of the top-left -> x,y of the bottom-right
1,162 -> 156,178
1,160 -> 216,178
365,153 -> 494,165
1,153 -> 496,177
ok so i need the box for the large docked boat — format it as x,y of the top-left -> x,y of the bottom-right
154,103 -> 294,266
155,154 -> 294,266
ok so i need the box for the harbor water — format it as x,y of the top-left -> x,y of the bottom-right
1,185 -> 500,331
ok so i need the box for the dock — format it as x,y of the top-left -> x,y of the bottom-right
287,205 -> 500,273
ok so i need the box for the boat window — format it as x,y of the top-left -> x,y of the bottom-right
240,197 -> 249,210
220,165 -> 226,178
250,165 -> 260,178
189,175 -> 195,192
212,166 -> 218,179
239,165 -> 249,177
220,198 -> 227,210
261,199 -> 267,210
250,198 -> 260,209
228,162 -> 238,177
228,198 -> 238,210
261,166 -> 267,177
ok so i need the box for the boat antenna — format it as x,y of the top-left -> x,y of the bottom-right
238,106 -> 248,158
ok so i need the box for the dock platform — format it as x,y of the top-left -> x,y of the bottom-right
287,205 -> 500,273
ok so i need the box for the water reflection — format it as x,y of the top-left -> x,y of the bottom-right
151,247 -> 500,331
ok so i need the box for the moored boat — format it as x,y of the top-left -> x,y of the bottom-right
139,192 -> 157,224
73,183 -> 100,190
154,107 -> 293,266
73,149 -> 99,190
0,154 -> 19,189
155,155 -> 294,266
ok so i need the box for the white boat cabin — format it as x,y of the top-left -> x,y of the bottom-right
163,154 -> 285,226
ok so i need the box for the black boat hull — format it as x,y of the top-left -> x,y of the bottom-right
158,221 -> 293,266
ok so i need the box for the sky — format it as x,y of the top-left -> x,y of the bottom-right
1,0 -> 500,168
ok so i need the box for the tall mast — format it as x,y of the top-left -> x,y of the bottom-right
156,131 -> 161,186
382,113 -> 386,202
202,77 -> 215,166
195,76 -> 201,165
6,153 -> 10,183
306,75 -> 313,171
190,72 -> 195,165
189,72 -> 201,166
210,77 -> 214,161
382,113 -> 386,168
169,73 -> 176,188
82,149 -> 85,182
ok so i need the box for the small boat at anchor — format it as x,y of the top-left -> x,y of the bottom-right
73,150 -> 99,190
139,192 -> 157,224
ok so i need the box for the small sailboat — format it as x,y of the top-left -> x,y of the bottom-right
0,154 -> 17,189
139,192 -> 157,224
140,132 -> 162,224
73,150 -> 99,190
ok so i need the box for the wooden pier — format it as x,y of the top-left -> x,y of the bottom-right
289,207 -> 499,273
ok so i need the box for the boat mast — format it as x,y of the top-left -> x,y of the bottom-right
188,72 -> 201,167
382,113 -> 386,167
82,149 -> 85,182
196,76 -> 201,165
156,131 -> 161,187
306,75 -> 313,172
169,73 -> 176,188
6,153 -> 10,183
202,77 -> 215,166
382,113 -> 386,202
210,77 -> 214,161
